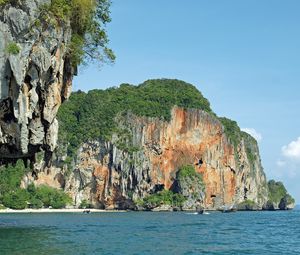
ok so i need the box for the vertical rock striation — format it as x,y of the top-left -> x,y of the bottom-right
0,0 -> 73,161
47,107 -> 268,209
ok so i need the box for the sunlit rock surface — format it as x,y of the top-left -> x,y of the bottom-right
26,107 -> 268,210
0,0 -> 73,161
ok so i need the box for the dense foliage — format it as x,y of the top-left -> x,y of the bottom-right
0,160 -> 28,197
177,165 -> 203,181
0,161 -> 71,209
29,185 -> 72,209
268,180 -> 294,205
0,0 -> 8,5
218,117 -> 241,148
79,199 -> 93,209
42,0 -> 115,67
2,189 -> 29,209
219,117 -> 258,167
2,184 -> 71,209
58,79 -> 213,157
137,190 -> 186,210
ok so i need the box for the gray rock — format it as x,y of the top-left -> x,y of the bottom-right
7,7 -> 30,35
46,119 -> 59,152
0,0 -> 73,160
29,118 -> 44,145
152,204 -> 173,212
173,172 -> 205,210
279,195 -> 295,210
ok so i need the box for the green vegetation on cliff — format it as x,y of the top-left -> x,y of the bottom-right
219,117 -> 241,148
40,0 -> 114,66
47,0 -> 115,66
0,0 -> 9,6
0,160 -> 28,197
137,190 -> 186,210
79,199 -> 93,209
176,165 -> 205,206
219,117 -> 258,167
267,180 -> 295,205
58,79 -> 212,157
0,161 -> 71,209
6,42 -> 20,55
137,164 -> 207,210
177,165 -> 203,181
1,0 -> 114,65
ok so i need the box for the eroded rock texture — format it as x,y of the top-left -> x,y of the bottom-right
0,0 -> 73,161
26,107 -> 268,210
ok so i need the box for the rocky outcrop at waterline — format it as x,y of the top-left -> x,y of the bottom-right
262,180 -> 295,210
0,0 -> 73,161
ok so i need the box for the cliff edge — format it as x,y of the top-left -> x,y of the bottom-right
0,0 -> 114,163
0,0 -> 73,161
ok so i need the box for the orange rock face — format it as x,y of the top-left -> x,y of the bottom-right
31,107 -> 268,210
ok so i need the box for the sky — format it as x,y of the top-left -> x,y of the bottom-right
74,0 -> 300,202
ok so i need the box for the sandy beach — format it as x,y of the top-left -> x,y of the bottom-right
0,208 -> 127,214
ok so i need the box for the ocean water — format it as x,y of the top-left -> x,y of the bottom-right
0,210 -> 299,255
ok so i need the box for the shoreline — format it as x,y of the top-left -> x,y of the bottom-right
0,208 -> 127,214
0,208 -> 293,214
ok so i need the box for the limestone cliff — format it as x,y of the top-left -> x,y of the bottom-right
25,105 -> 269,210
0,0 -> 73,161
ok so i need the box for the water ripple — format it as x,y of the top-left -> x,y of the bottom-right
0,211 -> 299,254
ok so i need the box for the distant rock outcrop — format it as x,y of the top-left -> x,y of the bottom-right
0,0 -> 73,162
263,180 -> 295,210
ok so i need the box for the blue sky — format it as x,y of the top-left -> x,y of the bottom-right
74,0 -> 300,202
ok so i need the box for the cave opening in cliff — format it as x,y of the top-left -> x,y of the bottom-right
196,158 -> 203,167
0,98 -> 15,123
1,60 -> 12,100
244,187 -> 249,200
151,184 -> 165,194
24,75 -> 31,84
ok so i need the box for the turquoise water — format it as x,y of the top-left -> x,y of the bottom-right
0,210 -> 299,255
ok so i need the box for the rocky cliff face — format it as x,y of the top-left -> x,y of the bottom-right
0,0 -> 73,162
27,107 -> 268,210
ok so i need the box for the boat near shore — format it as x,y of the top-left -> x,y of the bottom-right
218,205 -> 237,213
221,208 -> 237,213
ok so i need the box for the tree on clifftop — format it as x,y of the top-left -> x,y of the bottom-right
43,0 -> 115,67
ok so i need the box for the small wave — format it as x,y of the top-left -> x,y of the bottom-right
0,222 -> 17,227
185,212 -> 210,215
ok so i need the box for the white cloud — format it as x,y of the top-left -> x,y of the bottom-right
241,128 -> 262,142
282,137 -> 300,160
275,138 -> 300,202
276,159 -> 286,167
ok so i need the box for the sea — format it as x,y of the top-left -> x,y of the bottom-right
0,210 -> 299,255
